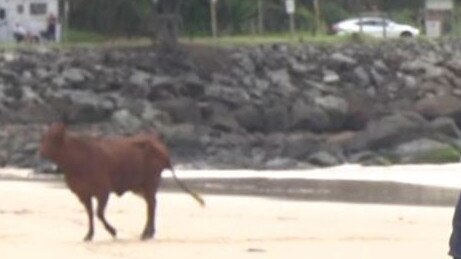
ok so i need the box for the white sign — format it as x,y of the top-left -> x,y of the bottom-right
426,20 -> 441,38
426,0 -> 453,10
285,0 -> 295,14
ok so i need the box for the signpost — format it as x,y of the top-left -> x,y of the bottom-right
425,0 -> 454,37
426,0 -> 453,10
285,0 -> 295,35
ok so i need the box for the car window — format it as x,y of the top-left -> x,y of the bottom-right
357,19 -> 388,27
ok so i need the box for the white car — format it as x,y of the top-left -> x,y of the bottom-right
331,17 -> 420,38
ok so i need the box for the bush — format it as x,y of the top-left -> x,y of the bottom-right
416,147 -> 461,164
391,8 -> 419,27
321,1 -> 351,26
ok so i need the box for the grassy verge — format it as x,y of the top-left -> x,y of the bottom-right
0,29 -> 428,50
58,30 -> 355,47
62,29 -> 107,43
182,33 -> 360,46
58,29 -> 152,48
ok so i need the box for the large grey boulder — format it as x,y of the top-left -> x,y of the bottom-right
48,90 -> 115,122
323,69 -> 340,83
353,66 -> 371,86
146,76 -> 178,100
315,95 -> 349,131
129,70 -> 151,86
391,138 -> 460,164
204,84 -> 250,107
347,112 -> 429,152
111,109 -> 143,133
401,59 -> 444,79
430,117 -> 461,138
177,73 -> 205,98
281,133 -> 323,159
267,69 -> 296,93
290,99 -> 331,132
154,97 -> 202,124
206,102 -> 240,132
414,95 -> 461,125
308,151 -> 342,167
263,103 -> 290,132
328,52 -> 357,67
234,104 -> 265,132
62,67 -> 88,84
159,123 -> 204,158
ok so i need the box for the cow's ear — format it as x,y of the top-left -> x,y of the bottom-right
51,122 -> 67,142
56,122 -> 67,129
60,113 -> 70,125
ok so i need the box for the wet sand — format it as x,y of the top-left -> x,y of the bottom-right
0,179 -> 454,259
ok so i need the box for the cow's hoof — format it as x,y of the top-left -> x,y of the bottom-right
106,227 -> 117,238
140,231 -> 154,240
83,235 -> 93,242
83,229 -> 94,242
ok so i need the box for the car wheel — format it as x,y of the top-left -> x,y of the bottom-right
400,31 -> 413,38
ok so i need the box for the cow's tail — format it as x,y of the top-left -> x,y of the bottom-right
169,167 -> 205,207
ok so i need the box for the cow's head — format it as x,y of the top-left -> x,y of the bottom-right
39,122 -> 67,160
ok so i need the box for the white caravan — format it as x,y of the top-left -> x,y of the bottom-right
0,0 -> 60,42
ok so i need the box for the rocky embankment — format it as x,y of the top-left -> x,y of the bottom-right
2,40 -> 461,171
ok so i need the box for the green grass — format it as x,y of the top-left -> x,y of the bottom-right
0,29 -> 426,51
0,29 -> 144,50
53,31 -> 356,49
53,28 -> 375,47
417,147 -> 461,164
58,29 -> 152,48
182,33 -> 363,47
63,29 -> 107,43
59,31 -> 356,47
391,145 -> 461,165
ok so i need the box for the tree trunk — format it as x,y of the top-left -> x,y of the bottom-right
258,0 -> 264,34
153,0 -> 182,50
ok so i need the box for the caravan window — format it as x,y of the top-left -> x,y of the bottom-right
17,5 -> 24,14
30,3 -> 47,15
0,9 -> 5,20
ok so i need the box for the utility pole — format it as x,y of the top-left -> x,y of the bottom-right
210,0 -> 218,38
59,0 -> 69,42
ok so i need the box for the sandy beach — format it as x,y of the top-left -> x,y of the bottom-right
0,176 -> 455,259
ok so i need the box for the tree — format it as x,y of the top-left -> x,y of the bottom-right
66,0 -> 428,38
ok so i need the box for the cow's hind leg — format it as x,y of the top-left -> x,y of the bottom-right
78,194 -> 94,242
141,174 -> 161,240
141,190 -> 157,240
96,192 -> 117,238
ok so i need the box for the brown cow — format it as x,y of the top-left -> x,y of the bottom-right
39,122 -> 205,241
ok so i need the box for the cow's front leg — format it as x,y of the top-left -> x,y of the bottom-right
96,192 -> 117,238
78,194 -> 94,241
